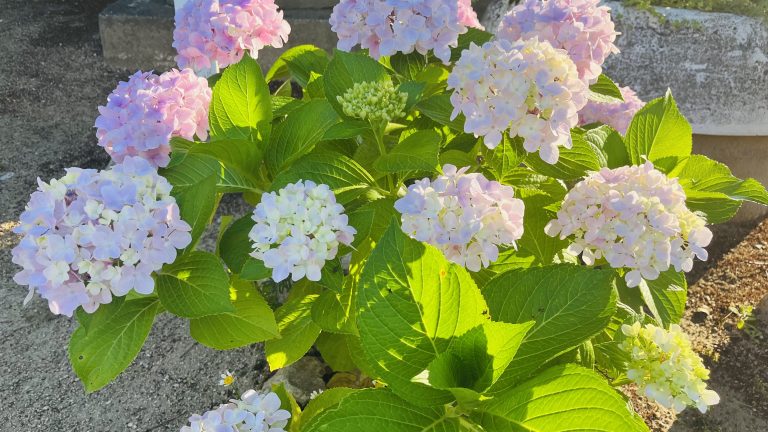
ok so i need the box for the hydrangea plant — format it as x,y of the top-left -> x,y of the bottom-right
11,0 -> 768,430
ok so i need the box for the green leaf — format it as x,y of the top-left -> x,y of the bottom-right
373,129 -> 441,173
484,265 -> 618,393
583,125 -> 629,168
270,151 -> 377,204
482,135 -> 527,181
390,52 -> 428,81
171,173 -> 219,252
524,131 -> 605,180
156,251 -> 233,318
517,192 -> 569,265
294,388 -> 360,432
641,270 -> 687,327
209,54 -> 271,143
347,198 -> 398,250
161,153 -> 261,194
303,389 -> 460,432
69,297 -> 161,392
588,74 -> 625,103
474,365 -> 648,432
357,223 -> 489,406
266,99 -> 340,175
625,91 -> 692,168
219,216 -> 256,273
325,50 -> 389,117
316,332 -> 357,371
311,290 -> 354,334
266,45 -> 330,88
306,72 -> 325,99
190,277 -> 279,349
171,136 -> 264,176
398,81 -> 426,112
273,97 -> 306,119
424,321 -> 533,393
417,94 -> 465,132
678,154 -> 768,223
265,283 -> 322,370
322,120 -> 371,141
272,382 -> 303,430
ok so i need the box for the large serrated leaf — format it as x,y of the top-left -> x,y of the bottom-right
156,251 -> 233,318
356,223 -> 489,406
265,283 -> 322,370
625,91 -> 692,168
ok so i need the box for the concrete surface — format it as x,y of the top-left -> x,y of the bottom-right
0,1 -> 270,430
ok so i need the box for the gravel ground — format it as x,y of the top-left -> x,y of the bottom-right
0,1 -> 265,431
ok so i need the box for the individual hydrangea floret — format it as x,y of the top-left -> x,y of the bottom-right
394,165 -> 525,272
497,0 -> 620,84
621,322 -> 720,413
337,81 -> 408,123
11,157 -> 192,317
173,0 -> 291,72
249,181 -> 356,282
181,390 -> 291,432
579,86 -> 645,134
545,161 -> 712,288
95,69 -> 211,168
329,0 -> 482,63
448,38 -> 588,164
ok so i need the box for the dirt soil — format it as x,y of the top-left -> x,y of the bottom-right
0,1 -> 266,431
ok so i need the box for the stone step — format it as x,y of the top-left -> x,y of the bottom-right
99,0 -> 492,71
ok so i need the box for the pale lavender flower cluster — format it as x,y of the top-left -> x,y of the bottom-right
329,0 -> 482,63
181,390 -> 291,432
545,162 -> 712,287
95,69 -> 211,168
448,38 -> 587,164
579,85 -> 645,134
394,165 -> 525,272
249,181 -> 356,283
497,0 -> 619,84
173,0 -> 291,72
11,157 -> 192,317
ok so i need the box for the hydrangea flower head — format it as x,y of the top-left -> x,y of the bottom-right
337,81 -> 407,123
497,0 -> 620,84
181,390 -> 291,432
394,165 -> 525,272
174,0 -> 291,72
545,161 -> 712,287
579,85 -> 645,134
621,322 -> 720,413
95,69 -> 211,168
249,181 -> 356,282
329,0 -> 482,63
11,157 -> 192,316
448,38 -> 588,164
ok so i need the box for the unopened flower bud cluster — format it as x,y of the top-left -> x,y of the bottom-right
338,81 -> 408,123
579,86 -> 645,134
95,69 -> 211,168
621,322 -> 720,413
395,165 -> 525,272
181,390 -> 290,432
12,157 -> 192,317
329,0 -> 481,63
173,0 -> 291,72
448,38 -> 587,164
498,0 -> 620,84
249,181 -> 356,283
545,162 -> 712,287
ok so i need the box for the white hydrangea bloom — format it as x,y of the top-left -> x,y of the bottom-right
181,390 -> 291,432
394,165 -> 525,272
621,322 -> 720,414
545,161 -> 712,287
448,38 -> 587,164
249,181 -> 356,282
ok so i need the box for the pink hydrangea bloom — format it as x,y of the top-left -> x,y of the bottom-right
394,165 -> 525,272
329,0 -> 482,63
448,38 -> 588,164
497,0 -> 620,84
458,0 -> 484,29
11,157 -> 192,317
545,162 -> 712,288
579,85 -> 645,134
173,0 -> 291,72
95,69 -> 211,168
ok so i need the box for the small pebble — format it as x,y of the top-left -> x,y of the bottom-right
692,306 -> 711,324
0,172 -> 14,181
